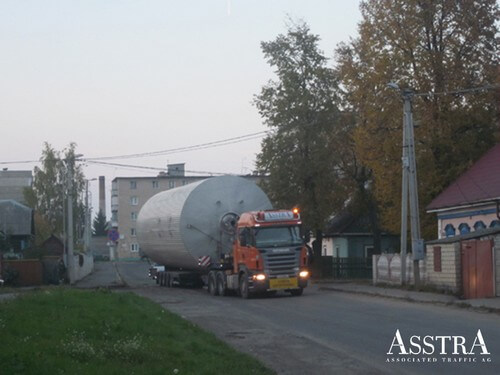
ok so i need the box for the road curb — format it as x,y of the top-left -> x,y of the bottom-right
318,285 -> 500,314
113,262 -> 127,287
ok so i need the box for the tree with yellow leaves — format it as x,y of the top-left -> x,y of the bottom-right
336,0 -> 499,239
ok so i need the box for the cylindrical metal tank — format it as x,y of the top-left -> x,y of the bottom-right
137,176 -> 272,270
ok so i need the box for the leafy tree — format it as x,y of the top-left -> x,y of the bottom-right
254,22 -> 346,255
93,209 -> 108,236
336,0 -> 499,239
24,142 -> 86,245
0,230 -> 13,254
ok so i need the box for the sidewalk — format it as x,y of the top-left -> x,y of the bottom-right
317,281 -> 500,312
74,261 -> 124,288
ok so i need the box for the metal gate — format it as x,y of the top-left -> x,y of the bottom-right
332,257 -> 372,279
461,239 -> 494,299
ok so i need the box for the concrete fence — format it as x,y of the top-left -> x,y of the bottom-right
67,253 -> 94,283
373,253 -> 426,285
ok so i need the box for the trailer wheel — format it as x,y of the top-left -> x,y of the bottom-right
216,272 -> 227,296
159,272 -> 165,286
208,271 -> 218,296
239,272 -> 250,299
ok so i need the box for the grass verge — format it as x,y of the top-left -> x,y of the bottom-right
0,288 -> 274,375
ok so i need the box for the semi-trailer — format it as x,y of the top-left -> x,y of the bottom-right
137,176 -> 309,298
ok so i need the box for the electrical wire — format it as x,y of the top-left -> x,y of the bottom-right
0,131 -> 268,166
86,160 -> 232,175
84,131 -> 268,161
413,84 -> 499,97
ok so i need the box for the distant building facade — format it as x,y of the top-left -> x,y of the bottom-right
0,170 -> 33,204
321,210 -> 399,259
0,199 -> 34,252
111,164 -> 265,260
426,144 -> 500,239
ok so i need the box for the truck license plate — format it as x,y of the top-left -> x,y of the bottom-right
269,277 -> 298,289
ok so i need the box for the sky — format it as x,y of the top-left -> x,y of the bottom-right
0,0 -> 362,217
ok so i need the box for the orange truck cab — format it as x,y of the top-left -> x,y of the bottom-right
207,209 -> 309,298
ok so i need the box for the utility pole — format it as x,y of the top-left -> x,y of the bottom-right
404,89 -> 424,287
401,89 -> 424,287
83,179 -> 90,254
389,83 -> 425,287
66,157 -> 75,285
400,95 -> 409,285
65,153 -> 83,285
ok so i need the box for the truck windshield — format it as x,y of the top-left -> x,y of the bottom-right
254,226 -> 302,248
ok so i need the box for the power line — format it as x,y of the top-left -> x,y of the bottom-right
84,131 -> 268,161
86,160 -> 232,175
0,159 -> 39,165
0,131 -> 269,166
413,84 -> 499,97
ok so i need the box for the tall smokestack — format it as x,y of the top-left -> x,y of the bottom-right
99,176 -> 106,217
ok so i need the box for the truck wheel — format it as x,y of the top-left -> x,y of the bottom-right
216,272 -> 227,296
208,271 -> 218,296
239,272 -> 250,299
290,288 -> 303,297
166,273 -> 172,288
159,272 -> 165,286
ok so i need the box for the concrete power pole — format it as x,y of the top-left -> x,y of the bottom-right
66,158 -> 75,285
83,180 -> 91,255
400,96 -> 409,285
402,89 -> 424,287
389,83 -> 425,287
65,153 -> 83,285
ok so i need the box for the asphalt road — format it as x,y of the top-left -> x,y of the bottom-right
81,262 -> 500,375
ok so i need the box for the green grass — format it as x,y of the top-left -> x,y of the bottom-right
0,288 -> 274,375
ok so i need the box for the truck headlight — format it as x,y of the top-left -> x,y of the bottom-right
253,274 -> 266,281
299,270 -> 309,278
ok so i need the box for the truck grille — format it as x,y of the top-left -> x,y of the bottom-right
264,251 -> 298,277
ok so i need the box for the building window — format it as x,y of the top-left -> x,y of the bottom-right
130,180 -> 137,190
490,220 -> 500,228
131,212 -> 137,221
458,223 -> 470,235
111,211 -> 118,222
152,180 -> 159,189
169,180 -> 175,189
131,228 -> 136,237
473,221 -> 486,231
131,243 -> 139,252
130,196 -> 138,206
444,224 -> 456,237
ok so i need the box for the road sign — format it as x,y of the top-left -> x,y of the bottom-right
108,229 -> 119,242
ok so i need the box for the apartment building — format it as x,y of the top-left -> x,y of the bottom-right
0,170 -> 33,204
110,164 -> 265,260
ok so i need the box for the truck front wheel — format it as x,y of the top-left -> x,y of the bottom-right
239,272 -> 250,299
